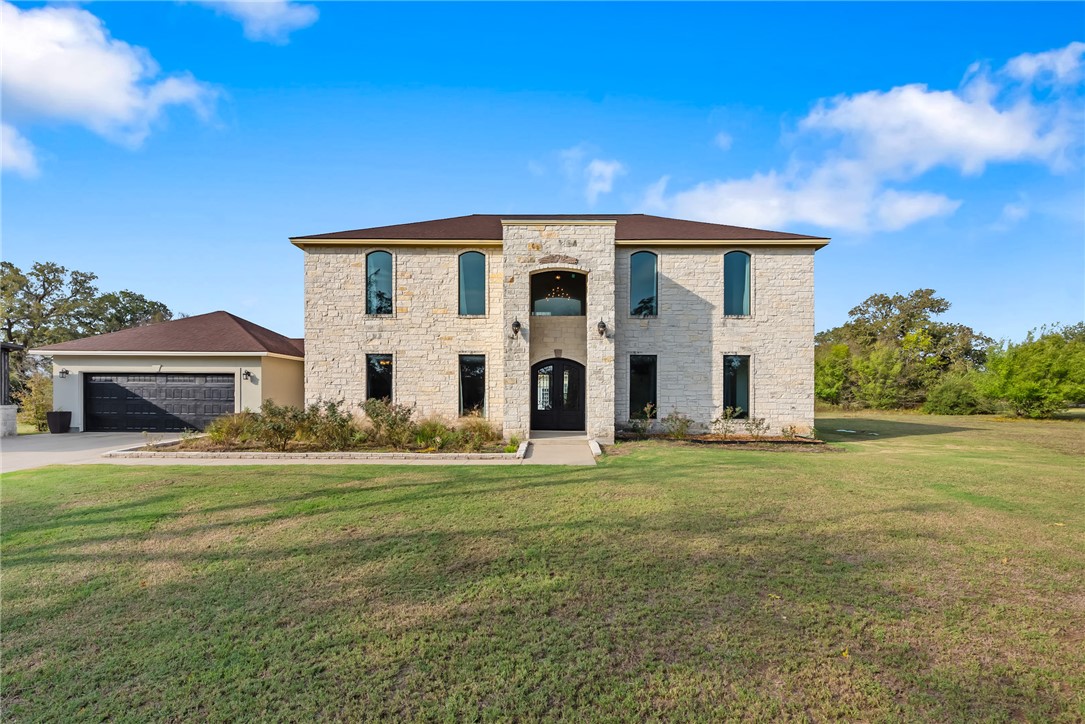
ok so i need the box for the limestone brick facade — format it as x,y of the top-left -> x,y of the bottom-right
299,216 -> 825,444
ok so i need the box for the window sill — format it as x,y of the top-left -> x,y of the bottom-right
629,315 -> 659,320
458,314 -> 488,319
723,314 -> 752,319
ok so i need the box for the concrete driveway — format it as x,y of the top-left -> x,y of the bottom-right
1,432 -> 164,473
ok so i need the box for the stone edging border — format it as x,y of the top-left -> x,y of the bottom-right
103,440 -> 530,462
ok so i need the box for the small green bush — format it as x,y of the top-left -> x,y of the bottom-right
16,372 -> 52,432
661,408 -> 693,440
457,416 -> 502,452
711,406 -> 743,438
296,400 -> 364,450
627,402 -> 656,438
743,417 -> 769,440
414,416 -> 456,450
252,400 -> 303,451
205,411 -> 260,445
922,372 -> 992,415
362,398 -> 417,448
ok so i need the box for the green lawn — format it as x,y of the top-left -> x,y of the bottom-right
2,413 -> 1083,721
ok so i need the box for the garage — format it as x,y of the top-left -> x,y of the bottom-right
31,311 -> 304,433
84,373 -> 236,432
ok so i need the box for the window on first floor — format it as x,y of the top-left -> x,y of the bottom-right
366,353 -> 393,401
723,355 -> 750,418
629,354 -> 658,419
366,251 -> 393,315
724,251 -> 751,316
458,251 -> 486,315
459,355 -> 485,416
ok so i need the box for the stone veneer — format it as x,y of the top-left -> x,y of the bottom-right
302,222 -> 816,443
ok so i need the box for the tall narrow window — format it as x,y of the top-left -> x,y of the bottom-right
366,354 -> 393,401
629,251 -> 658,317
366,251 -> 393,315
459,355 -> 485,416
724,251 -> 751,316
723,355 -> 750,418
458,252 -> 486,315
629,355 -> 658,419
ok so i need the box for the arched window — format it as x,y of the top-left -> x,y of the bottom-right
458,251 -> 486,315
366,251 -> 393,315
530,271 -> 586,316
629,251 -> 658,317
724,251 -> 750,316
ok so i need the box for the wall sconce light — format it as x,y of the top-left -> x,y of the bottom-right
511,319 -> 522,336
58,368 -> 69,379
242,370 -> 252,380
597,320 -> 607,337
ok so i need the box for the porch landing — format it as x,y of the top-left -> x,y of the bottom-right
524,431 -> 597,466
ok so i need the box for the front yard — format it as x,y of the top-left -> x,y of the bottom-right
2,413 -> 1082,720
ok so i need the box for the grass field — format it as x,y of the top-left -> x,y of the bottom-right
2,413 -> 1082,721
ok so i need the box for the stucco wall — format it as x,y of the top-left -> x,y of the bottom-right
303,246 -> 506,422
614,247 -> 815,434
260,356 -> 305,408
46,354 -> 300,430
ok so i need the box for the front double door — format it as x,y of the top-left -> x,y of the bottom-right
531,358 -> 585,431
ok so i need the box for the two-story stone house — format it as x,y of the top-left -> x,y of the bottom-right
292,214 -> 829,443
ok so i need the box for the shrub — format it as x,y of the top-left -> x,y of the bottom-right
853,345 -> 906,409
206,411 -> 260,445
661,408 -> 693,440
414,416 -> 456,451
362,398 -> 417,448
781,424 -> 798,439
252,400 -> 303,451
627,402 -> 656,438
503,435 -> 521,454
296,400 -> 364,450
978,325 -> 1085,418
16,372 -> 52,432
921,372 -> 992,415
711,406 -> 743,438
457,416 -> 502,452
814,344 -> 854,406
743,417 -> 769,440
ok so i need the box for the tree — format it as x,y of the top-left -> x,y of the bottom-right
86,291 -> 172,334
979,325 -> 1085,418
853,344 -> 906,409
814,343 -> 854,406
1,261 -> 174,392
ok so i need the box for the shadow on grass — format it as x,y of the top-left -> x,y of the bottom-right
818,416 -> 973,442
3,473 -> 1075,720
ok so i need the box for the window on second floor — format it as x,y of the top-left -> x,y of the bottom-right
629,251 -> 658,317
366,251 -> 393,315
531,271 -> 586,316
458,252 -> 486,315
724,251 -> 751,316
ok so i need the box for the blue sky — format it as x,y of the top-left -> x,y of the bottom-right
3,1 -> 1083,340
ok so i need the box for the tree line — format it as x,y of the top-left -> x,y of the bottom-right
1,261 -> 176,398
815,289 -> 1085,418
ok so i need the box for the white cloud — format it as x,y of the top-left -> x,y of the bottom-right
584,159 -> 626,205
714,131 -> 733,151
991,201 -> 1030,231
557,144 -> 626,204
196,1 -> 319,44
1,123 -> 38,177
0,0 -> 216,171
646,41 -> 1084,233
1004,41 -> 1085,86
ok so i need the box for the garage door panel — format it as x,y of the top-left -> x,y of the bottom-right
85,373 -> 235,432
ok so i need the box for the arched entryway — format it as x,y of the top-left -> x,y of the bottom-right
531,358 -> 585,431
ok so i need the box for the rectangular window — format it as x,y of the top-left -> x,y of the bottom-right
629,355 -> 658,419
459,354 -> 485,416
723,355 -> 750,418
366,354 -> 393,401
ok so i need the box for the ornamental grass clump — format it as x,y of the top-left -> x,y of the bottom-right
362,398 -> 417,448
457,415 -> 502,452
295,400 -> 365,450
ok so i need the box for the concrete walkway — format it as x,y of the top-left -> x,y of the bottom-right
523,431 -> 598,466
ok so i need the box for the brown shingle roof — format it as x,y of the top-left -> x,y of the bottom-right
291,214 -> 827,242
32,311 -> 304,357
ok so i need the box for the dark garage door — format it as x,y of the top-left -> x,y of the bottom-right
84,373 -> 235,432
